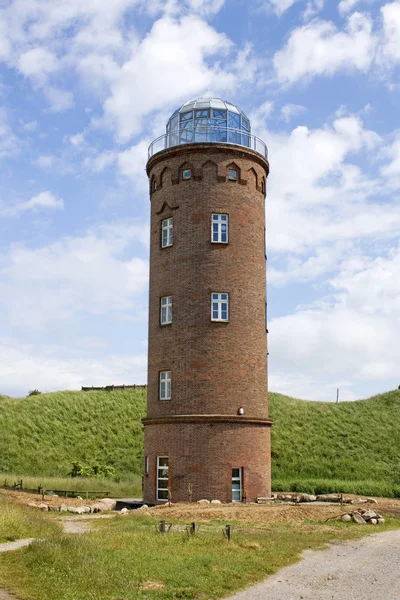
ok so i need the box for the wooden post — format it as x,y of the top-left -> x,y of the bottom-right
159,520 -> 166,533
225,525 -> 231,541
188,483 -> 193,503
190,522 -> 196,536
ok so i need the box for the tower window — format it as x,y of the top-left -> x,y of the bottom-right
232,468 -> 243,502
182,169 -> 191,180
228,169 -> 238,181
211,293 -> 229,322
159,371 -> 171,400
211,214 -> 228,244
157,456 -> 169,501
161,218 -> 173,248
160,296 -> 172,325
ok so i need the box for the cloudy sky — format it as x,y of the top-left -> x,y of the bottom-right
0,0 -> 399,400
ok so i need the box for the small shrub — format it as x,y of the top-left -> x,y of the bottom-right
27,389 -> 41,396
69,461 -> 115,479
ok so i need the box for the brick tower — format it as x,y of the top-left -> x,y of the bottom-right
143,98 -> 272,504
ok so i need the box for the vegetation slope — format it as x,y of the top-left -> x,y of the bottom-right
0,388 -> 399,494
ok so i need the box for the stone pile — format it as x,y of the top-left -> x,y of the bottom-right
340,509 -> 385,525
34,498 -> 117,513
274,493 -> 378,504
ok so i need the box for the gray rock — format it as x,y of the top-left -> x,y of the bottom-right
75,506 -> 87,514
369,519 -> 378,525
38,503 -> 48,510
362,510 -> 377,520
366,498 -> 378,504
138,504 -> 148,510
119,507 -> 129,514
211,499 -> 222,504
59,504 -> 68,512
67,506 -> 78,513
82,506 -> 91,513
377,518 -> 385,524
298,494 -> 317,503
341,514 -> 352,522
352,512 -> 367,524
197,499 -> 210,504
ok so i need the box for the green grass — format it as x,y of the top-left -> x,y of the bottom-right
0,388 -> 146,477
1,387 -> 400,497
1,512 -> 398,600
270,389 -> 400,494
0,474 -> 142,498
0,496 -> 62,543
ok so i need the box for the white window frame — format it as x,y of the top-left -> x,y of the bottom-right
160,296 -> 172,325
157,456 -> 169,502
161,218 -> 173,248
182,169 -> 191,180
211,213 -> 229,244
211,293 -> 229,322
228,168 -> 238,181
159,371 -> 171,400
232,467 -> 242,502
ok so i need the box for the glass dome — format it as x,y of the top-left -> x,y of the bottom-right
148,98 -> 268,159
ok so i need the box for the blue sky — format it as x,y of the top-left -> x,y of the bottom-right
1,0 -> 400,400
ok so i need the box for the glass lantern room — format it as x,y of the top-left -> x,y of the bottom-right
148,98 -> 268,158
167,98 -> 251,147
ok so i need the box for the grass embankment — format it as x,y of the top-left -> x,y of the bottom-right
1,510 -> 398,600
0,475 -> 142,499
0,496 -> 61,543
270,389 -> 400,497
0,389 -> 146,477
0,388 -> 399,497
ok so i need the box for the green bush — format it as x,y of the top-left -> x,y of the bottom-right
70,462 -> 115,478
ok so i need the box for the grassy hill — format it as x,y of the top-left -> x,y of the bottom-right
0,387 -> 399,496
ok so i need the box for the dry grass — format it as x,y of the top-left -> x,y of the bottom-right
142,495 -> 400,524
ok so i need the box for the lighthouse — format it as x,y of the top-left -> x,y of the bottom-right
143,98 -> 272,504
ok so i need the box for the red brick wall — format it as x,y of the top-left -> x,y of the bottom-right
144,143 -> 271,503
144,421 -> 271,504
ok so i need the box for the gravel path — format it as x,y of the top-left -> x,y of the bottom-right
226,529 -> 400,600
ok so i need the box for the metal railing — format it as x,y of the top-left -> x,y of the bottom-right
148,127 -> 268,159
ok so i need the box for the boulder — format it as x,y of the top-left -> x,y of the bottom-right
138,504 -> 148,510
362,510 -> 377,520
59,504 -> 68,512
352,512 -> 367,524
377,518 -> 385,524
119,507 -> 129,514
67,506 -> 78,513
366,498 -> 378,504
340,514 -> 352,522
197,499 -> 210,505
38,503 -> 48,510
98,498 -> 117,510
82,506 -> 91,513
369,518 -> 378,525
298,494 -> 316,503
211,500 -> 222,504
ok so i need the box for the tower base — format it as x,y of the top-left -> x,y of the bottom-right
143,416 -> 272,504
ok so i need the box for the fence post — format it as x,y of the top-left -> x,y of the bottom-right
159,520 -> 166,533
225,525 -> 231,541
190,522 -> 196,536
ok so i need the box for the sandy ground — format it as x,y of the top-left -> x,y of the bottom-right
226,529 -> 400,600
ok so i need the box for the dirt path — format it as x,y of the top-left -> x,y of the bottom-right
226,529 -> 400,600
0,539 -> 35,553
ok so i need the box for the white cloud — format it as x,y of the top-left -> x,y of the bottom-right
0,339 -> 147,397
0,191 -> 64,216
0,221 -> 149,329
0,108 -> 19,158
270,245 -> 400,399
380,132 -> 400,185
338,0 -> 363,14
102,15 -> 234,141
378,1 -> 400,67
274,12 -> 376,84
17,47 -> 58,81
43,87 -> 75,112
263,0 -> 300,16
280,103 -> 306,122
